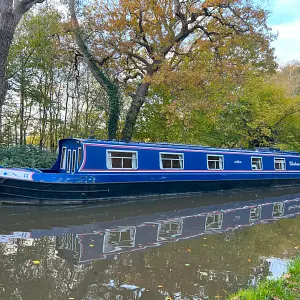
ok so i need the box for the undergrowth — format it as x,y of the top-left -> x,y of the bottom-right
230,257 -> 300,299
0,145 -> 57,169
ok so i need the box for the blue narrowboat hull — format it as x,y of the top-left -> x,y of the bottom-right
2,137 -> 300,205
2,170 -> 300,205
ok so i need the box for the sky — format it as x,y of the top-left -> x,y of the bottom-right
265,0 -> 300,64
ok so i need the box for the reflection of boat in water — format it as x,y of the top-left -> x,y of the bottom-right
55,196 -> 299,263
1,188 -> 300,264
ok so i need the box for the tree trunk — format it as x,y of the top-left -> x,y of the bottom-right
20,72 -> 25,145
64,68 -> 72,136
121,82 -> 150,141
0,0 -> 46,144
68,0 -> 120,140
0,5 -> 19,144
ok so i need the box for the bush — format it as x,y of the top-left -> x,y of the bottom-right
230,256 -> 300,299
0,145 -> 57,169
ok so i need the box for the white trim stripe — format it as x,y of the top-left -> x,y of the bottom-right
82,143 -> 300,157
78,169 -> 300,173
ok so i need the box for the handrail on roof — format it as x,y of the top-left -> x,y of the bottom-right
64,137 -> 300,155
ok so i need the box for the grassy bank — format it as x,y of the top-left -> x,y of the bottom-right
230,257 -> 300,299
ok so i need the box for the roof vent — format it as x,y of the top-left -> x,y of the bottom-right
255,147 -> 280,152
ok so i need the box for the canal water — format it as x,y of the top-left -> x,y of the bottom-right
1,187 -> 300,300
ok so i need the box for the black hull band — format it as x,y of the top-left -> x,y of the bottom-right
1,178 -> 300,205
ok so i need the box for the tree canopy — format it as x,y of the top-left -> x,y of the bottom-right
0,1 -> 300,155
68,0 -> 276,140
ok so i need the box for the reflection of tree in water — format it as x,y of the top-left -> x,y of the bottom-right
1,217 -> 300,299
0,237 -> 94,300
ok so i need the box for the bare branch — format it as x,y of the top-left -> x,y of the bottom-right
136,11 -> 153,56
126,51 -> 150,67
68,0 -> 112,93
124,72 -> 144,83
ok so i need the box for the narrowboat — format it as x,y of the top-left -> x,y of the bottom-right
1,137 -> 300,205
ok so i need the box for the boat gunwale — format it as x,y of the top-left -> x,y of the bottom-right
82,141 -> 300,157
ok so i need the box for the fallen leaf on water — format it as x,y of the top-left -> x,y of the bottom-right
89,244 -> 94,247
198,271 -> 208,276
68,298 -> 75,300
165,297 -> 173,300
202,244 -> 207,247
32,260 -> 40,265
158,285 -> 163,288
185,264 -> 190,267
187,248 -> 192,253
247,258 -> 252,262
203,237 -> 207,240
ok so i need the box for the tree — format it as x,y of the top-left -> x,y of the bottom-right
272,63 -> 300,97
0,0 -> 46,141
2,6 -> 109,149
6,8 -> 65,148
211,77 -> 300,148
70,0 -> 275,141
68,0 -> 121,140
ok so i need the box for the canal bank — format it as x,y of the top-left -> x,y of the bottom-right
231,257 -> 300,299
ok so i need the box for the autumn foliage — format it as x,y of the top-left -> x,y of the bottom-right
70,0 -> 276,140
1,1 -> 300,153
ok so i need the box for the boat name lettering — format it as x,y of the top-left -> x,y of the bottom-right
288,205 -> 300,211
289,161 -> 300,166
234,160 -> 242,164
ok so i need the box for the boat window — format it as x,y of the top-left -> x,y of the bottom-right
250,207 -> 262,222
160,153 -> 184,169
71,150 -> 76,173
273,203 -> 284,217
207,155 -> 224,170
60,147 -> 67,169
77,147 -> 82,169
157,220 -> 183,241
66,150 -> 71,173
103,228 -> 136,253
107,150 -> 138,169
205,213 -> 223,230
251,157 -> 262,170
274,158 -> 286,170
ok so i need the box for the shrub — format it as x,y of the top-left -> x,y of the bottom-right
0,145 -> 57,169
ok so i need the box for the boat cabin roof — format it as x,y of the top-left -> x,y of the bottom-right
59,138 -> 300,156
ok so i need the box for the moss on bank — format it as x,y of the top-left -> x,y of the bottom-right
230,257 -> 300,299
